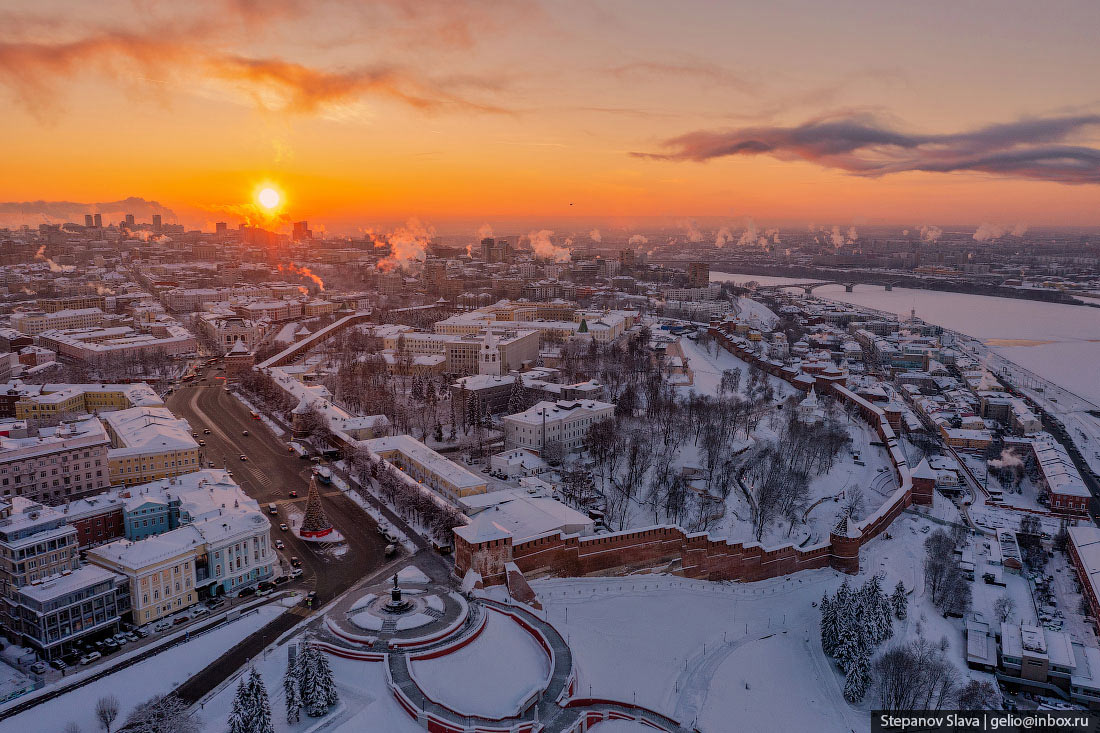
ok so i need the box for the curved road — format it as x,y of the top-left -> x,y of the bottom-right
166,367 -> 392,702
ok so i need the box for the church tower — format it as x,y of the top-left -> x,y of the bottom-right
479,329 -> 501,376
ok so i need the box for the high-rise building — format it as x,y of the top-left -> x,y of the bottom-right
93,213 -> 102,228
687,261 -> 710,289
125,213 -> 135,228
152,214 -> 162,232
84,214 -> 94,228
480,237 -> 494,260
215,221 -> 227,234
292,221 -> 312,241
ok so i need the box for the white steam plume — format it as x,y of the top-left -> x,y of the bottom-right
526,229 -> 571,262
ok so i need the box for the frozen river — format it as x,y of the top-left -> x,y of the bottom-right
713,271 -> 1100,405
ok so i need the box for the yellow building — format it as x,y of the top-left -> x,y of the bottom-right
86,528 -> 201,624
103,407 -> 201,486
365,434 -> 488,500
13,383 -> 164,421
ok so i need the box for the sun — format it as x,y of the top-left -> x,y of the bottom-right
257,187 -> 280,210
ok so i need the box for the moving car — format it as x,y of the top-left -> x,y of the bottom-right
274,539 -> 285,550
279,523 -> 289,531
288,490 -> 298,498
242,430 -> 249,436
290,556 -> 302,567
289,568 -> 303,579
239,454 -> 247,461
203,429 -> 211,434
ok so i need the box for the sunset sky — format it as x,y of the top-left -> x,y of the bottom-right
2,0 -> 1099,233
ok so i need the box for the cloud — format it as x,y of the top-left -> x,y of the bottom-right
589,228 -> 602,242
0,196 -> 176,227
606,60 -> 756,94
0,27 -> 511,120
632,112 -> 1100,185
525,229 -> 570,262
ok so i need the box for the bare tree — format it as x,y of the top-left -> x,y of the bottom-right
63,724 -> 81,733
96,695 -> 120,733
957,680 -> 1001,710
993,595 -> 1016,623
121,695 -> 198,733
872,636 -> 960,712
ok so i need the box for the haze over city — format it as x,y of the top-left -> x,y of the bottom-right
1,3 -> 1100,733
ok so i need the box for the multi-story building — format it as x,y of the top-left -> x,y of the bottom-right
365,434 -> 487,501
86,527 -> 201,625
0,498 -> 128,660
86,474 -> 273,617
11,308 -> 105,335
0,417 -> 111,504
102,407 -> 201,487
39,324 -> 198,362
2,381 -> 163,421
503,399 -> 616,453
687,262 -> 710,289
38,295 -> 107,313
381,328 -> 540,376
196,314 -> 264,350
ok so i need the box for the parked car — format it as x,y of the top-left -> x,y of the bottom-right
103,639 -> 119,650
206,598 -> 225,609
31,661 -> 47,674
191,606 -> 208,617
237,587 -> 256,598
274,575 -> 291,585
172,615 -> 190,625
154,621 -> 171,632
50,659 -> 68,671
80,652 -> 102,665
289,568 -> 303,579
385,544 -> 397,556
132,628 -> 148,638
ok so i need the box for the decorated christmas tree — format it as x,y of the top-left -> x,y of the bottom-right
299,475 -> 333,538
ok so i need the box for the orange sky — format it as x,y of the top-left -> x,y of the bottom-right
2,0 -> 1099,234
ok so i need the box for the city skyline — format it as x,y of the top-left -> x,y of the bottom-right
2,1 -> 1100,233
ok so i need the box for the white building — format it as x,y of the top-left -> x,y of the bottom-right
503,399 -> 615,453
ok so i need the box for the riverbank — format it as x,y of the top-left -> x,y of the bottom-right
711,264 -> 1093,307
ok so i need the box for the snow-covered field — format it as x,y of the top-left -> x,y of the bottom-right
195,646 -> 422,733
0,605 -> 285,733
409,610 -> 549,717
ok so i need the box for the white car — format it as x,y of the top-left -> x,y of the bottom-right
80,651 -> 102,665
289,568 -> 303,579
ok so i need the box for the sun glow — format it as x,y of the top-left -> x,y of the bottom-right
257,187 -> 280,210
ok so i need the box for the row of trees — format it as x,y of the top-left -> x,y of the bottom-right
86,693 -> 197,733
347,447 -> 464,542
923,528 -> 973,617
820,576 -> 905,703
284,642 -> 339,722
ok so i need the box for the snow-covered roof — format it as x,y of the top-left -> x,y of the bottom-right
911,457 -> 937,481
103,407 -> 198,456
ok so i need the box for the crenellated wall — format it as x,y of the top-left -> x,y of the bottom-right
455,324 -> 915,586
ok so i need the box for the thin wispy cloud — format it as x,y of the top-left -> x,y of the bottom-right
632,113 -> 1100,184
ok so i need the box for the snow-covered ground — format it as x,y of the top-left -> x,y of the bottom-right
195,644 -> 422,733
409,611 -> 549,718
736,296 -> 779,329
0,605 -> 285,733
675,336 -> 796,401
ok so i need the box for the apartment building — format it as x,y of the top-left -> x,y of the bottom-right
11,308 -> 105,336
39,324 -> 198,362
102,407 -> 201,486
0,416 -> 111,504
0,498 -> 128,660
503,399 -> 616,453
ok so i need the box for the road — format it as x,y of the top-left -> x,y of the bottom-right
165,365 -> 393,702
